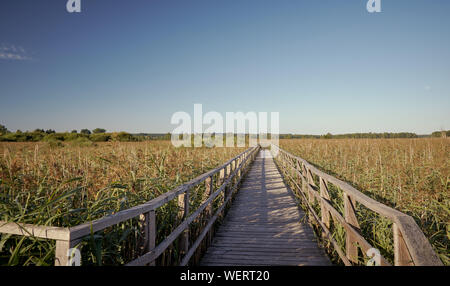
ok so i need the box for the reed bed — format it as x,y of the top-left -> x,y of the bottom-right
279,138 -> 449,265
0,141 -> 245,265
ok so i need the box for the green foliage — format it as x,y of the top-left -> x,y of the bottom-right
69,137 -> 95,147
80,129 -> 91,135
322,132 -> 333,139
43,133 -> 66,142
431,130 -> 449,138
92,128 -> 106,134
90,133 -> 111,142
63,133 -> 89,141
0,142 -> 244,265
0,124 -> 8,135
111,132 -> 134,142
280,132 -> 420,139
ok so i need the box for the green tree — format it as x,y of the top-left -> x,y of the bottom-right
90,133 -> 111,142
71,130 -> 78,133
323,132 -> 332,139
80,129 -> 91,135
0,124 -> 8,135
92,128 -> 106,134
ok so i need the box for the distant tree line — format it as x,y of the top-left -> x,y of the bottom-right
0,123 -> 448,142
0,126 -> 151,143
431,130 -> 449,138
280,132 -> 426,139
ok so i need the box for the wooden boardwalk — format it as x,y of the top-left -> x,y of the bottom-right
200,149 -> 330,266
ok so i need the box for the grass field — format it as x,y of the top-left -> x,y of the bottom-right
279,138 -> 449,265
0,138 -> 448,265
0,141 -> 245,265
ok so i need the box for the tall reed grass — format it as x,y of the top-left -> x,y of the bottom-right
0,141 -> 245,265
279,138 -> 449,265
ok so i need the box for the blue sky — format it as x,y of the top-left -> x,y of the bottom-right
0,0 -> 449,134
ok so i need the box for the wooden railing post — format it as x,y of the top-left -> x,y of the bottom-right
221,166 -> 229,215
219,168 -> 225,186
344,193 -> 360,264
294,160 -> 302,196
148,210 -> 156,266
393,223 -> 414,266
237,157 -> 242,180
55,240 -> 71,266
301,164 -> 307,196
219,167 -> 225,209
138,211 -> 156,265
178,189 -> 189,260
205,176 -> 213,244
306,168 -> 316,204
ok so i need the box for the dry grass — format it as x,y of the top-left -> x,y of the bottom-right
279,138 -> 449,265
0,141 -> 245,265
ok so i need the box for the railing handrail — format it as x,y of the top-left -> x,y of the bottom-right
271,144 -> 443,266
69,146 -> 258,240
0,145 -> 261,266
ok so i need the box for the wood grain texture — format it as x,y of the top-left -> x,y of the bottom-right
200,150 -> 330,266
271,144 -> 443,266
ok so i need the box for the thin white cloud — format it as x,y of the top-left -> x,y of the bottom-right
0,44 -> 31,60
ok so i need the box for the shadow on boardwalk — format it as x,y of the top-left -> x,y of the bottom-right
200,149 -> 331,266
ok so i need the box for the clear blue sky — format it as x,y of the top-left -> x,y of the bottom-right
0,0 -> 449,134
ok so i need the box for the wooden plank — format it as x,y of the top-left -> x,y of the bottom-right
394,216 -> 443,266
69,146 -> 258,240
273,144 -> 443,266
0,221 -> 70,241
320,177 -> 331,240
177,190 -> 189,257
127,147 -> 260,266
54,239 -> 79,266
148,210 -> 156,266
393,222 -> 413,266
201,149 -> 330,266
179,189 -> 233,266
344,193 -> 360,264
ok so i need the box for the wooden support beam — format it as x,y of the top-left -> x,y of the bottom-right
178,190 -> 189,260
205,176 -> 214,245
319,178 -> 331,239
55,239 -> 79,266
344,193 -> 360,264
393,223 -> 414,266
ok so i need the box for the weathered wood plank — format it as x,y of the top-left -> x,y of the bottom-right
272,144 -> 443,266
0,221 -> 70,241
201,149 -> 330,266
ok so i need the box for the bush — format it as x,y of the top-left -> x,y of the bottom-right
64,133 -> 89,141
93,128 -> 106,134
111,132 -> 134,142
44,138 -> 64,148
69,137 -> 95,147
43,133 -> 66,142
90,133 -> 111,142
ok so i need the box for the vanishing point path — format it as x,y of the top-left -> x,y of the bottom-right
200,149 -> 331,266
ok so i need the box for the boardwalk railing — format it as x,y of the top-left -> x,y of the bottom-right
271,144 -> 443,266
0,145 -> 260,266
